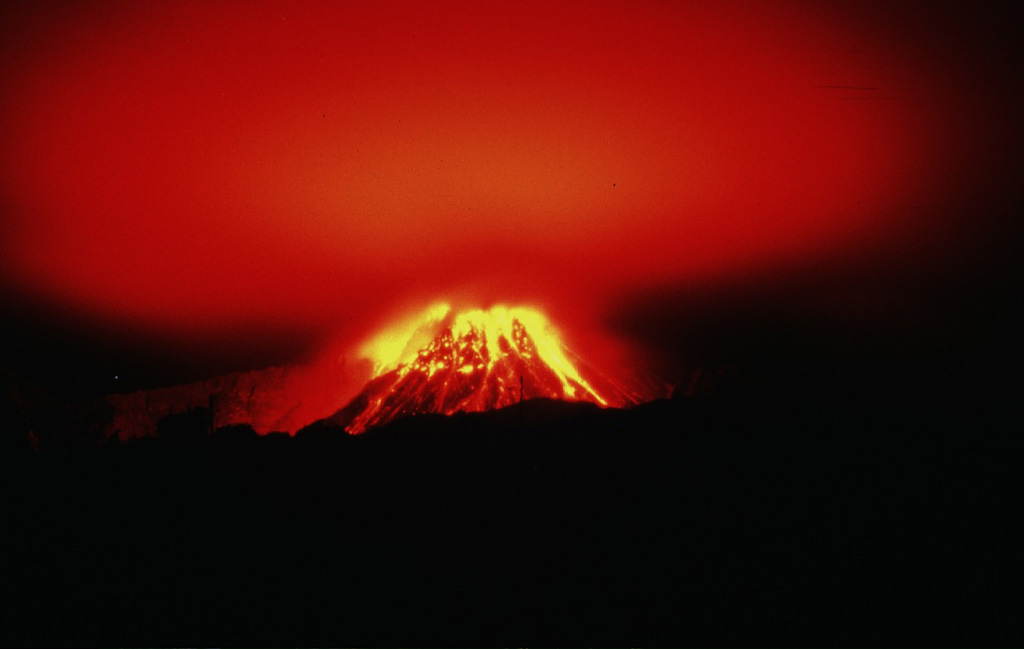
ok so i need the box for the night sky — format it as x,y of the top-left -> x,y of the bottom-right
1,0 -> 1021,399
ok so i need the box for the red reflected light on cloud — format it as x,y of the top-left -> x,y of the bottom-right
0,1 -> 970,356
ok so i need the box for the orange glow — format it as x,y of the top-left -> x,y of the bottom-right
343,303 -> 650,433
358,302 -> 453,375
361,303 -> 606,400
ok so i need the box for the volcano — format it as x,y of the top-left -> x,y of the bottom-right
330,304 -> 655,434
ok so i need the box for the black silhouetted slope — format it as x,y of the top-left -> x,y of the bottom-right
0,376 -> 1019,647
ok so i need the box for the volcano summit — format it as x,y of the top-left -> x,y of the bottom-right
331,304 -> 653,434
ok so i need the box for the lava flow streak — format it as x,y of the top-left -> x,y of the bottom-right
341,303 -> 647,434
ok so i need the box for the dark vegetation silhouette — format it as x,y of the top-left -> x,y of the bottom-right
155,405 -> 211,442
1,367 -> 114,454
1,353 -> 1020,647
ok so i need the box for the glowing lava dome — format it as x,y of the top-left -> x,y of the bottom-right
336,304 -> 655,434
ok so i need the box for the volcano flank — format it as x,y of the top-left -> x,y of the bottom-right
329,304 -> 653,434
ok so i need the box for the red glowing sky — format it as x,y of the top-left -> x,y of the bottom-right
0,1 -> 1015,384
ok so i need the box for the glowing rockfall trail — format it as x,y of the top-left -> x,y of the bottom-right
339,303 -> 642,434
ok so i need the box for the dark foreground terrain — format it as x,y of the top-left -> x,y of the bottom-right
1,361 -> 1020,647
